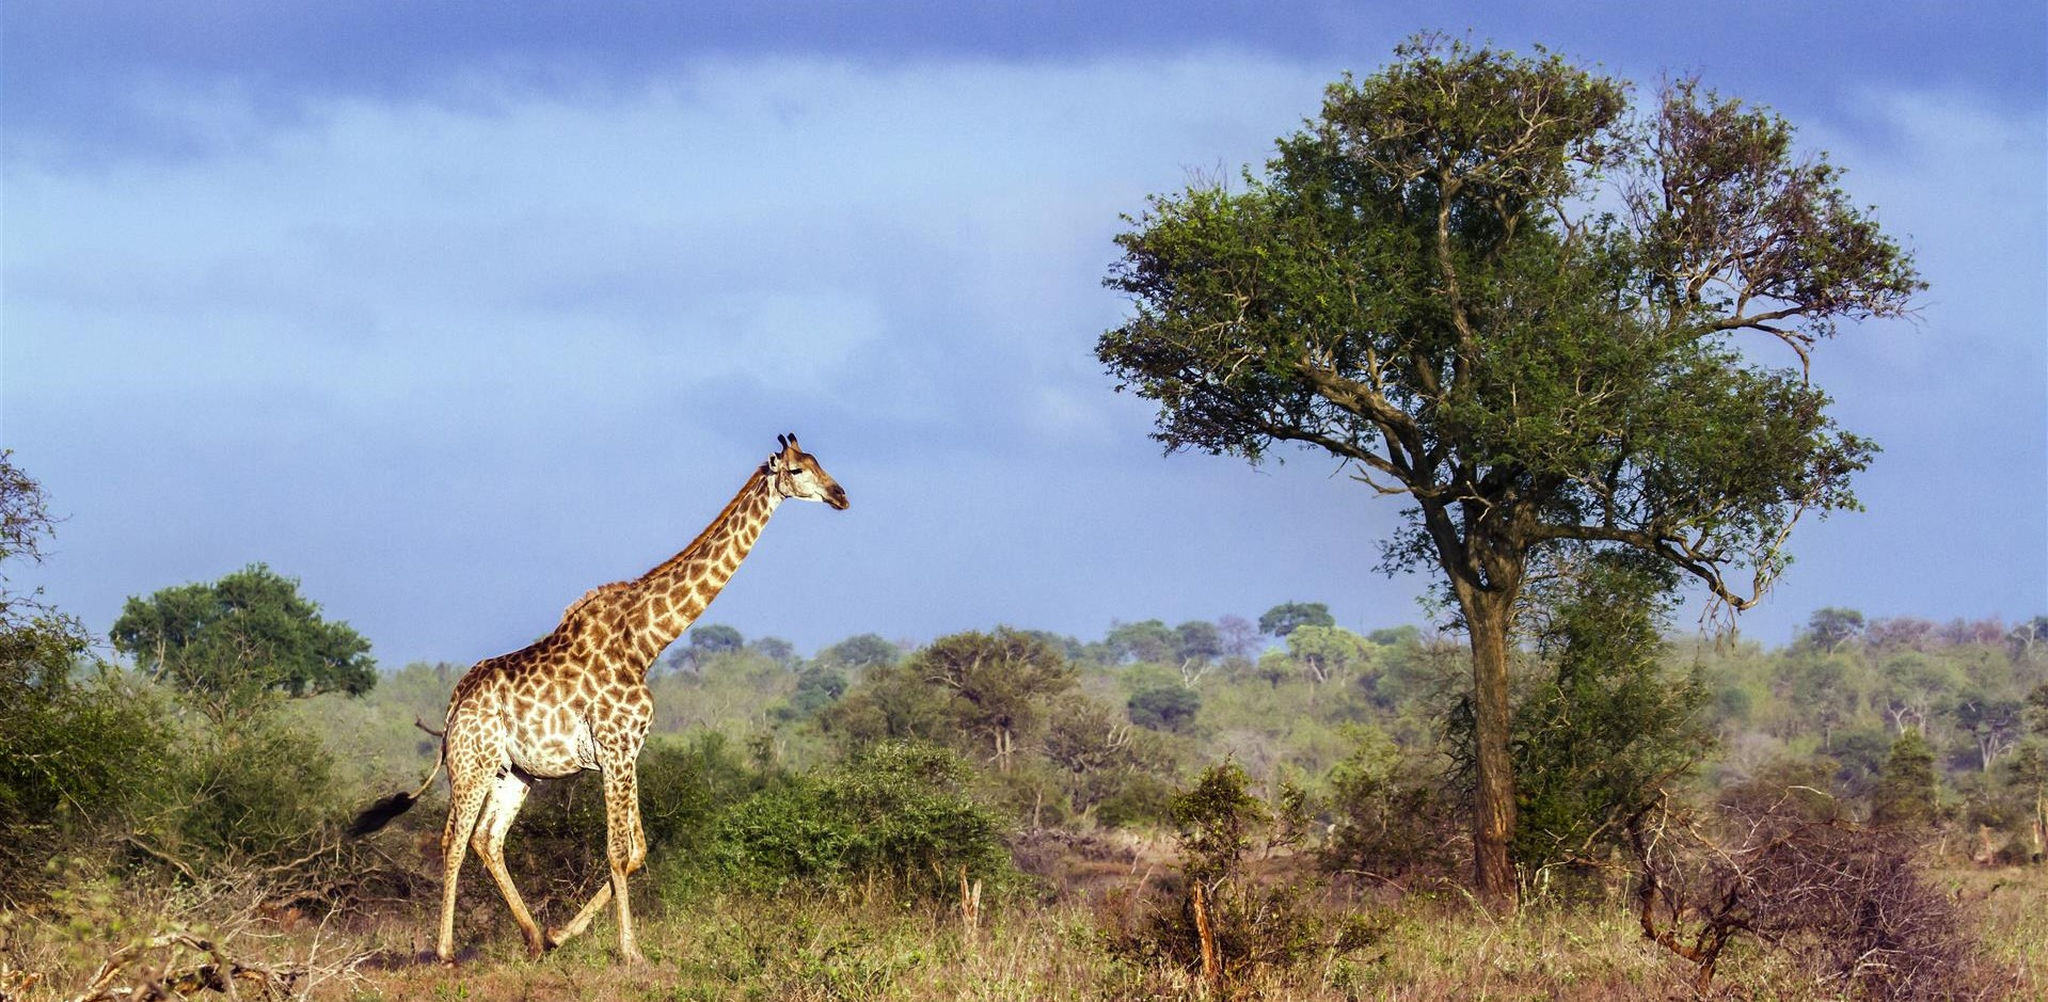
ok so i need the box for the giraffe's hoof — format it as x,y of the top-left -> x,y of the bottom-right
543,928 -> 566,950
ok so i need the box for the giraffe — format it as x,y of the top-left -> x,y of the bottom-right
349,433 -> 848,964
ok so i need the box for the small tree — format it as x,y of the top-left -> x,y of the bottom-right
1257,602 -> 1334,638
1104,618 -> 1177,664
1107,762 -> 1371,990
1803,607 -> 1866,653
1170,763 -> 1269,890
0,454 -> 173,896
815,632 -> 901,673
1505,553 -> 1711,878
1283,624 -> 1373,685
912,629 -> 1077,772
1128,683 -> 1202,733
681,623 -> 745,667
1173,619 -> 1225,664
1870,732 -> 1938,828
110,563 -> 375,724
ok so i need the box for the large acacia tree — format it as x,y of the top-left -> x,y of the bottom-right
1096,36 -> 1919,904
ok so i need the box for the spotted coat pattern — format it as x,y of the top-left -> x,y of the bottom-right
429,435 -> 846,964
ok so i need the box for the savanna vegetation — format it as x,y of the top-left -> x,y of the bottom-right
4,35 -> 2035,1002
5,444 -> 2043,1000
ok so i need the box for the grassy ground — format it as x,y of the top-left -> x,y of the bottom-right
7,865 -> 2041,1000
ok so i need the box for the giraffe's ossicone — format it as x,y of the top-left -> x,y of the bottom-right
349,433 -> 847,964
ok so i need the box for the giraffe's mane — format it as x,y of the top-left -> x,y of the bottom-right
549,465 -> 776,634
559,581 -> 630,624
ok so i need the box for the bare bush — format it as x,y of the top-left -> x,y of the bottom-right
1630,793 -> 2000,999
1100,764 -> 1386,996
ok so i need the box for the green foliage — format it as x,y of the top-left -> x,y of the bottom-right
175,721 -> 338,863
0,664 -> 173,897
774,664 -> 848,722
638,732 -> 767,861
1107,761 -> 1378,988
1508,554 -> 1712,874
1321,726 -> 1459,879
1173,619 -> 1224,664
1097,33 -> 1920,897
1168,762 -> 1268,887
1871,732 -> 1939,828
824,628 -> 1076,775
749,635 -> 798,669
814,633 -> 901,672
709,741 -> 1009,898
1802,607 -> 1866,653
496,729 -> 769,907
1101,618 -> 1175,664
681,623 -> 745,666
1257,602 -> 1333,638
1094,773 -> 1175,829
0,455 -> 176,898
1097,37 -> 1911,598
1039,693 -> 1174,822
1283,624 -> 1372,685
109,563 -> 375,724
1126,683 -> 1200,733
650,645 -> 797,736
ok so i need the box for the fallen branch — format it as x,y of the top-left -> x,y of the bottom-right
63,933 -> 307,1002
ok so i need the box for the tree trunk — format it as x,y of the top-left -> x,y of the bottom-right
1464,590 -> 1518,908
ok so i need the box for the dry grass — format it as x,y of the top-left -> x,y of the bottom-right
7,865 -> 2042,1001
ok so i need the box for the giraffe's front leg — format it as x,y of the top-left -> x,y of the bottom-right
603,758 -> 649,964
544,761 -> 649,961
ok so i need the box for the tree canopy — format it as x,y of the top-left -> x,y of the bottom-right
1259,602 -> 1335,638
111,563 -> 376,720
1096,35 -> 1920,903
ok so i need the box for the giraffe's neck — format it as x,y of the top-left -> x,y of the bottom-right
614,468 -> 781,670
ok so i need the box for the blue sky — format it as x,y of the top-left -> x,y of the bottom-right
4,2 -> 2043,666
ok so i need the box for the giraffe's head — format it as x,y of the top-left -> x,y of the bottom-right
767,433 -> 849,510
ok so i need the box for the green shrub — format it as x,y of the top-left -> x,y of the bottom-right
0,654 -> 173,900
1871,731 -> 1939,828
1104,762 -> 1380,988
1127,684 -> 1200,733
709,741 -> 1009,898
1320,728 -> 1460,880
1094,773 -> 1174,829
145,715 -> 340,867
638,731 -> 765,856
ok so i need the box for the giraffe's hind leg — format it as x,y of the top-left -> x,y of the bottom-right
473,770 -> 547,958
545,879 -> 612,951
437,769 -> 492,964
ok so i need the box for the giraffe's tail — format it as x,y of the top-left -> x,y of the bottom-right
346,737 -> 447,838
